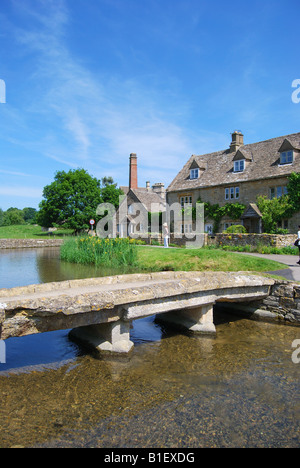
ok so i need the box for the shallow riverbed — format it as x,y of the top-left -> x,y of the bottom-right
0,248 -> 299,448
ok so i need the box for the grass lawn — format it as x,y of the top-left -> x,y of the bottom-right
0,224 -> 73,239
136,246 -> 288,274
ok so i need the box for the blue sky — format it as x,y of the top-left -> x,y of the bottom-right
0,0 -> 299,210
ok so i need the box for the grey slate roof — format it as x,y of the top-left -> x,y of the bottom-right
167,132 -> 300,192
129,188 -> 166,211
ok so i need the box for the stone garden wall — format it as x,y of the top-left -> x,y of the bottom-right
147,233 -> 297,249
207,233 -> 296,249
0,233 -> 297,250
0,239 -> 64,249
220,280 -> 300,325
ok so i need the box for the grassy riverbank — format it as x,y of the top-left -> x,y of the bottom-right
0,225 -> 72,239
59,237 -> 287,274
136,246 -> 287,273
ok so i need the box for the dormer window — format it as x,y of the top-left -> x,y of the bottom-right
232,149 -> 251,173
190,168 -> 199,179
189,158 -> 206,181
234,160 -> 245,172
280,150 -> 293,165
278,138 -> 296,165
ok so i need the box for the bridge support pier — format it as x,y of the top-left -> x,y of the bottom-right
156,303 -> 216,335
69,320 -> 134,355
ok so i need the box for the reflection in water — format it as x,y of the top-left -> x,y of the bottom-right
0,248 -> 299,448
0,247 -> 141,289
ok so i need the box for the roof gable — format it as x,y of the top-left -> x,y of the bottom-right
189,159 -> 200,170
241,203 -> 262,219
278,138 -> 296,153
232,149 -> 252,162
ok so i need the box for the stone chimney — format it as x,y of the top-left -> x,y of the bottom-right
129,153 -> 138,189
146,181 -> 150,191
152,183 -> 165,199
229,131 -> 244,153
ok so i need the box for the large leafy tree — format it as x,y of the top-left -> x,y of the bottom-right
256,173 -> 300,233
256,195 -> 292,233
287,172 -> 300,215
37,169 -> 103,232
101,177 -> 124,208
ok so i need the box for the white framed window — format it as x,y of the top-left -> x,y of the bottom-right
205,224 -> 213,234
128,204 -> 134,214
234,160 -> 245,172
225,187 -> 240,200
270,186 -> 288,199
180,196 -> 192,208
182,224 -> 192,233
280,151 -> 293,165
190,168 -> 199,179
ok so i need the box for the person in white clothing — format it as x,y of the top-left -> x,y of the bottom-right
163,223 -> 169,248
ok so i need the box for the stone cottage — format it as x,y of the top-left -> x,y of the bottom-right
117,153 -> 166,237
167,131 -> 300,234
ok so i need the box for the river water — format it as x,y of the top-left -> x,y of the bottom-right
0,247 -> 299,448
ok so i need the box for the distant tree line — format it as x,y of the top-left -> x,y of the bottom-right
0,207 -> 37,227
0,170 -> 123,233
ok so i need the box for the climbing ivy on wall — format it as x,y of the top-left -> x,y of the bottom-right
194,198 -> 246,233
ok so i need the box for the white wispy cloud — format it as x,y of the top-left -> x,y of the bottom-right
6,0 -> 229,190
7,2 -> 194,179
0,186 -> 43,198
0,169 -> 31,177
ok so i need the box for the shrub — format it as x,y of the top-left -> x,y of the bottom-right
224,225 -> 247,234
60,236 -> 138,267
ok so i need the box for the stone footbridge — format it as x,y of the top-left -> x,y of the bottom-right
1,271 -> 291,354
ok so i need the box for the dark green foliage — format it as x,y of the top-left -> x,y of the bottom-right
37,169 -> 123,232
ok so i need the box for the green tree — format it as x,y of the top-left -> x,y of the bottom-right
101,176 -> 114,187
256,195 -> 291,233
286,172 -> 300,215
22,207 -> 37,224
101,180 -> 124,208
0,208 -> 4,227
3,208 -> 25,226
36,169 -> 103,232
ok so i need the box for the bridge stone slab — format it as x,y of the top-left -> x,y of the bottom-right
0,271 -> 276,354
